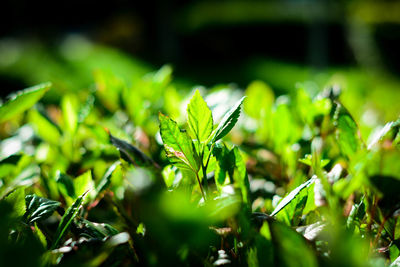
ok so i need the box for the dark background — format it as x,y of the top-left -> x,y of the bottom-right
1,0 -> 400,92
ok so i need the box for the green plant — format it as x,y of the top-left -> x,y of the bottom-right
1,65 -> 400,267
159,90 -> 246,202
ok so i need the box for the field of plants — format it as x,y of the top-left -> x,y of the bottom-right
1,41 -> 400,267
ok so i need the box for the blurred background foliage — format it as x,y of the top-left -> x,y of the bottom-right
1,0 -> 400,266
1,0 -> 400,127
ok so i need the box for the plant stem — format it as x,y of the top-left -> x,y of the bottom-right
201,150 -> 209,193
195,171 -> 207,201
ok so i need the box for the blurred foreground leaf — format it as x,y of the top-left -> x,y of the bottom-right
0,82 -> 51,123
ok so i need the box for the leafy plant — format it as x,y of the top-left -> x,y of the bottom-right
159,90 -> 246,201
0,64 -> 400,266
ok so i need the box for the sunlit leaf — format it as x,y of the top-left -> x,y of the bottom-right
211,96 -> 245,142
0,82 -> 51,123
3,187 -> 26,219
28,109 -> 61,145
270,177 -> 316,217
73,170 -> 94,199
187,90 -> 213,143
159,112 -> 200,173
333,101 -> 363,158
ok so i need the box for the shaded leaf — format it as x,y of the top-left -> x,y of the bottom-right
109,132 -> 156,167
370,175 -> 400,211
270,220 -> 318,267
56,171 -> 76,199
25,194 -> 61,224
0,82 -> 51,123
78,218 -> 119,239
51,191 -> 88,249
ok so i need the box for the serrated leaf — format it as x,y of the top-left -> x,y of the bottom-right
368,121 -> 395,149
51,191 -> 88,249
187,90 -> 213,143
211,96 -> 245,142
159,112 -> 200,173
0,82 -> 51,123
109,132 -> 156,167
25,194 -> 61,224
270,177 -> 316,217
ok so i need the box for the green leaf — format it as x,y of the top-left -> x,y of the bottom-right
244,80 -> 274,119
231,147 -> 250,204
3,187 -> 26,219
78,218 -> 119,239
333,101 -> 363,158
159,112 -> 200,172
213,143 -> 234,189
162,165 -> 177,188
211,96 -> 245,142
96,161 -> 121,194
187,90 -> 213,143
28,108 -> 61,145
73,170 -> 94,199
270,177 -> 316,217
296,221 -> 326,241
34,222 -> 48,248
391,256 -> 400,267
56,171 -> 76,199
299,154 -> 330,168
51,191 -> 88,249
61,94 -> 78,134
25,194 -> 61,224
270,220 -> 318,267
0,82 -> 51,123
109,132 -> 155,167
346,198 -> 365,232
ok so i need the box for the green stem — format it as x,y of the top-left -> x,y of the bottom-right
195,171 -> 207,201
201,150 -> 209,193
204,143 -> 215,171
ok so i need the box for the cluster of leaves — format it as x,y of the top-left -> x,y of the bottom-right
0,66 -> 400,267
